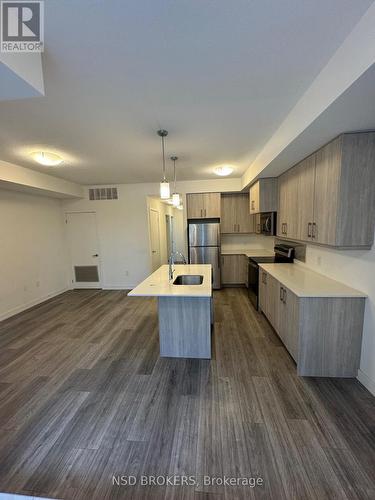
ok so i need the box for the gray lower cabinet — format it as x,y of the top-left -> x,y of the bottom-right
259,270 -> 365,377
221,254 -> 247,285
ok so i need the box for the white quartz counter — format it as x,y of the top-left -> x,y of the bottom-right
221,248 -> 274,258
128,264 -> 212,298
259,263 -> 366,298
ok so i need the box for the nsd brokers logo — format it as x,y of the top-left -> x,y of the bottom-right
1,1 -> 44,52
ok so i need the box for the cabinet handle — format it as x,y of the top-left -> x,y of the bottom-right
283,288 -> 287,304
308,222 -> 312,238
200,209 -> 203,217
285,223 -> 288,235
237,224 -> 240,232
312,222 -> 316,239
280,286 -> 284,301
257,224 -> 260,233
251,200 -> 255,210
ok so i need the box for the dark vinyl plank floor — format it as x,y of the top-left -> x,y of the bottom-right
0,288 -> 374,499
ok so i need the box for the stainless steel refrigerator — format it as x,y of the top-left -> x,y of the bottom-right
188,222 -> 221,289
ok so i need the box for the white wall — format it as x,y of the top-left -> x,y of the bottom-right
0,188 -> 69,321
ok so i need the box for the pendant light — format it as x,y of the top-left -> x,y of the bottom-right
171,155 -> 181,207
158,129 -> 170,199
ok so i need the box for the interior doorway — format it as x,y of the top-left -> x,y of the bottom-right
149,208 -> 161,271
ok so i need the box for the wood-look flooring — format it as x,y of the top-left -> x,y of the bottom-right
0,288 -> 374,499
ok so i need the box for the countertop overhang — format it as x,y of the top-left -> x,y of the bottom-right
259,263 -> 366,298
128,264 -> 212,298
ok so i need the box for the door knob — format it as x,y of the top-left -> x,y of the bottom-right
92,254 -> 99,257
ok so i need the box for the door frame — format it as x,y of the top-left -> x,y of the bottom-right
148,207 -> 161,272
65,211 -> 102,289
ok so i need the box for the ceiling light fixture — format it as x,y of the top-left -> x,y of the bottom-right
214,165 -> 234,176
158,129 -> 170,199
170,155 -> 181,207
31,151 -> 64,166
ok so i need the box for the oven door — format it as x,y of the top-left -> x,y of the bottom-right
248,259 -> 259,310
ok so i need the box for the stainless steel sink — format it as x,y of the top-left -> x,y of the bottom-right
173,274 -> 204,285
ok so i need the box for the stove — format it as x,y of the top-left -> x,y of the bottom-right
248,244 -> 295,310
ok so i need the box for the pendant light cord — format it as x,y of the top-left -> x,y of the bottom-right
173,158 -> 176,192
162,135 -> 166,182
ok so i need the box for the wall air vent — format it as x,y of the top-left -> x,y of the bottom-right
89,187 -> 118,200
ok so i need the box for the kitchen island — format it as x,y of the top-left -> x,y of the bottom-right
128,264 -> 212,359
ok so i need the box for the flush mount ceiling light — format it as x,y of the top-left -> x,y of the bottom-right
170,155 -> 181,207
214,165 -> 234,176
158,129 -> 170,199
30,151 -> 64,166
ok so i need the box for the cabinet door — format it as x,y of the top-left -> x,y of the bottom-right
278,285 -> 299,361
313,137 -> 341,245
249,182 -> 260,214
186,193 -> 204,219
278,169 -> 299,239
296,155 -> 315,241
267,274 -> 280,331
277,172 -> 288,237
255,213 -> 261,234
220,195 -> 236,233
203,193 -> 221,218
259,269 -> 268,314
221,255 -> 245,284
285,170 -> 299,240
237,194 -> 254,233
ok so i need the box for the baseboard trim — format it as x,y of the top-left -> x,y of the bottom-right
0,287 -> 69,323
357,369 -> 375,396
102,285 -> 134,290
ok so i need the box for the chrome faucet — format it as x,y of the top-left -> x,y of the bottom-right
168,251 -> 187,282
169,252 -> 175,281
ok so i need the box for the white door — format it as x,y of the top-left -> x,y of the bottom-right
65,212 -> 101,289
149,209 -> 161,271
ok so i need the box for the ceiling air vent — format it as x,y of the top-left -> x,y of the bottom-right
89,187 -> 118,201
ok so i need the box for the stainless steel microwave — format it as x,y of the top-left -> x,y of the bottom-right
260,212 -> 276,236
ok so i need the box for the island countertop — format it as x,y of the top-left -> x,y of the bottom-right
259,263 -> 366,298
128,264 -> 212,298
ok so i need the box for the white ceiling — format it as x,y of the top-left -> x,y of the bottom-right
0,0 -> 373,184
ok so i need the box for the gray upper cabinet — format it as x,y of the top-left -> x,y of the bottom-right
186,193 -> 221,219
249,178 -> 278,214
221,193 -> 254,233
277,132 -> 375,248
277,168 -> 299,240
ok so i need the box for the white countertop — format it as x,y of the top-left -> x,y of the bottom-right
128,264 -> 212,298
259,263 -> 366,298
221,248 -> 274,258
